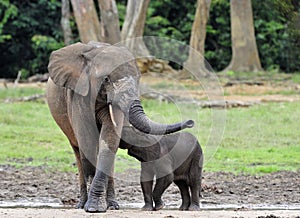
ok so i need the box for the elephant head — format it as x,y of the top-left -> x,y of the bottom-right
48,41 -> 194,135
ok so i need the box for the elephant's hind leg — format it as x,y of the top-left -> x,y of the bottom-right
188,183 -> 200,211
188,158 -> 201,211
71,145 -> 88,209
174,180 -> 190,210
152,174 -> 173,211
47,79 -> 90,209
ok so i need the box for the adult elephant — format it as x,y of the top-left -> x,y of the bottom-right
46,41 -> 194,213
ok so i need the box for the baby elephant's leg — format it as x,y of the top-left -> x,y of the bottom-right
189,182 -> 200,211
152,174 -> 173,211
140,164 -> 154,211
141,180 -> 153,210
174,180 -> 190,210
188,159 -> 202,211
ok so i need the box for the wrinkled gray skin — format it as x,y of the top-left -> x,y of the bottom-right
46,41 -> 194,213
120,127 -> 203,211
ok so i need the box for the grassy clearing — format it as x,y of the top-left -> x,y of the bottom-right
209,102 -> 300,174
0,86 -> 299,174
0,87 -> 44,100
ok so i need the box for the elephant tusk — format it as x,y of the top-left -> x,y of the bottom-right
109,104 -> 117,127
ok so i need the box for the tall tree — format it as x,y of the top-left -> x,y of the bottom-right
70,0 -> 102,43
61,0 -> 73,45
98,0 -> 121,44
184,0 -> 211,77
225,0 -> 262,72
121,0 -> 150,56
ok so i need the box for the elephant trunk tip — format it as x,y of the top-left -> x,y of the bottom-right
128,100 -> 195,135
182,120 -> 194,129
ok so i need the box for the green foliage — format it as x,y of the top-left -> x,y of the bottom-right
30,35 -> 63,75
116,0 -> 127,28
0,0 -> 62,78
144,0 -> 299,72
0,0 -> 18,43
145,0 -> 195,42
144,0 -> 195,69
1,0 -> 299,78
204,0 -> 300,72
253,0 -> 300,73
205,0 -> 231,71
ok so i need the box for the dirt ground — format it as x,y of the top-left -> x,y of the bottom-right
0,165 -> 299,217
1,208 -> 300,218
140,73 -> 300,104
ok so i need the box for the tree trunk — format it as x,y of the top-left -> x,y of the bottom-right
97,0 -> 121,44
61,0 -> 73,45
70,0 -> 102,43
225,0 -> 262,72
121,0 -> 150,57
183,0 -> 211,77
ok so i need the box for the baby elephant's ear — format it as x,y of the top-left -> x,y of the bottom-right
48,42 -> 94,96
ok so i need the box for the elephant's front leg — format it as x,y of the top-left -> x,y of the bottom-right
84,109 -> 124,213
106,175 -> 119,210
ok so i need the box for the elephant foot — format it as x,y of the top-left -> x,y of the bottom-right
141,203 -> 154,211
107,199 -> 119,210
75,199 -> 86,209
154,200 -> 165,211
75,195 -> 88,209
179,204 -> 189,211
84,198 -> 107,213
188,204 -> 200,211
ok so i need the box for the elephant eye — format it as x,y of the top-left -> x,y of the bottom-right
104,76 -> 110,83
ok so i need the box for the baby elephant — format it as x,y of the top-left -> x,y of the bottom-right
120,127 -> 203,211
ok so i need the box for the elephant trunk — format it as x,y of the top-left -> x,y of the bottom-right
128,100 -> 194,135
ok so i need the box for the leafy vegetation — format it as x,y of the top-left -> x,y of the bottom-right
0,87 -> 299,174
0,0 -> 63,78
0,0 -> 299,78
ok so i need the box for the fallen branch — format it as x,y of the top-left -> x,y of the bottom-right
224,80 -> 264,87
4,94 -> 45,103
14,71 -> 22,88
142,92 -> 260,108
194,100 -> 260,108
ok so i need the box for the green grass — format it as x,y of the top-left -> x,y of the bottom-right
0,101 -> 75,171
0,87 -> 299,174
0,87 -> 44,100
151,81 -> 200,91
206,102 -> 300,174
291,73 -> 300,83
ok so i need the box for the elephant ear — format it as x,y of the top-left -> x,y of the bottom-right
48,42 -> 96,96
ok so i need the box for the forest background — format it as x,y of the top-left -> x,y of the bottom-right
0,0 -> 299,79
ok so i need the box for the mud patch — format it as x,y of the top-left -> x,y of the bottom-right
0,165 -> 299,210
